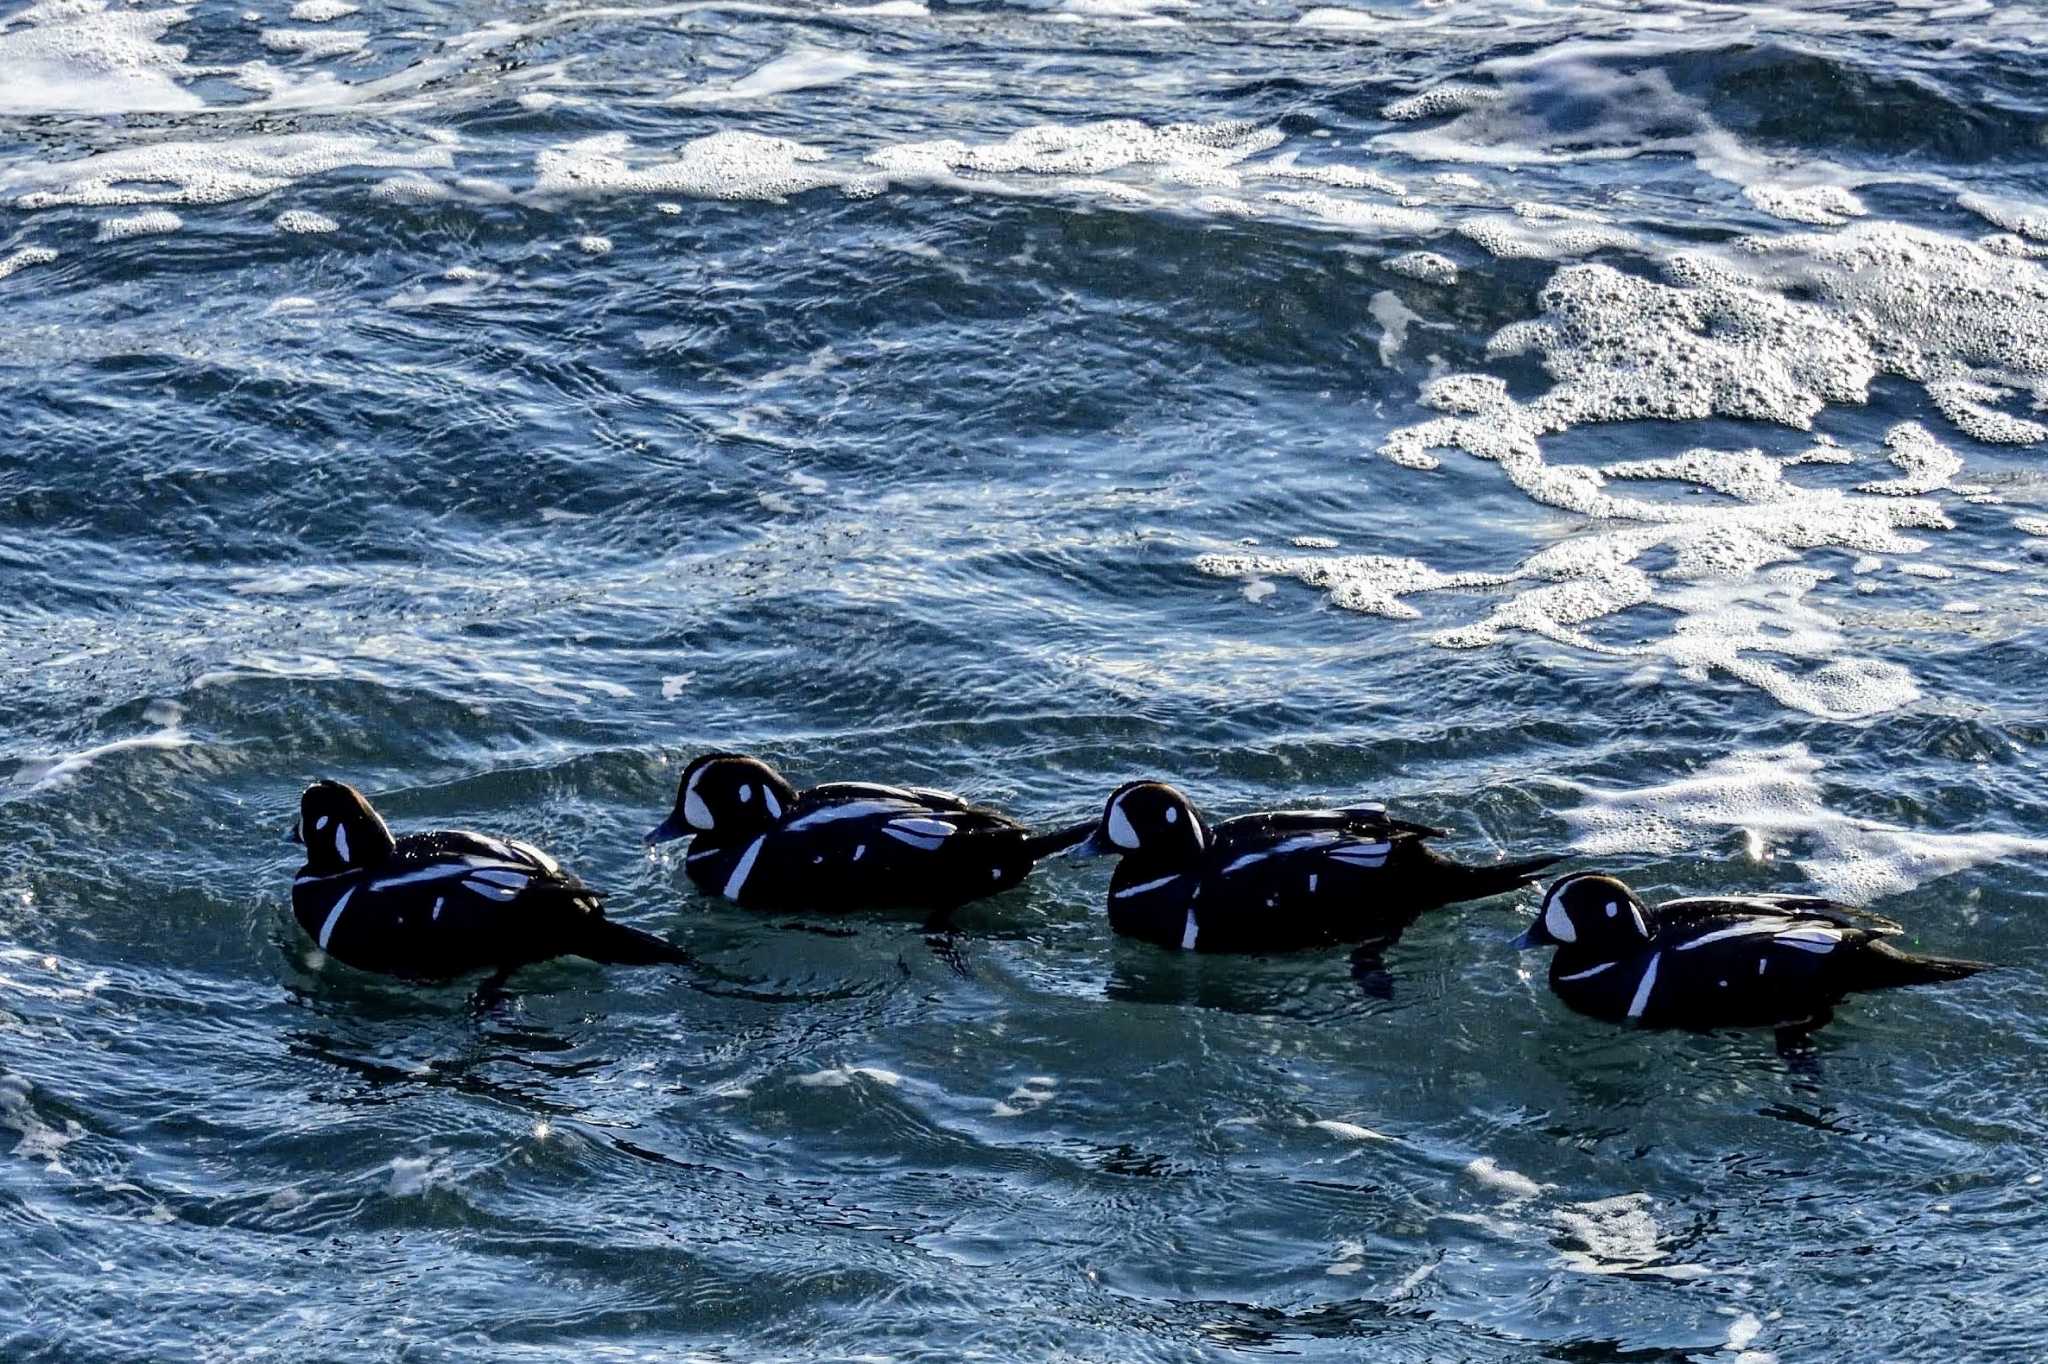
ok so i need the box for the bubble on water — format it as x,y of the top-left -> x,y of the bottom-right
1381,82 -> 1501,121
94,208 -> 182,241
1196,550 -> 1506,620
871,118 -> 1282,187
1897,561 -> 1952,579
1265,190 -> 1438,234
1744,183 -> 1866,227
1958,191 -> 2048,242
1552,1193 -> 1702,1277
260,27 -> 367,57
831,0 -> 928,13
288,0 -> 357,19
385,1153 -> 455,1197
7,133 -> 449,208
574,234 -> 612,255
1291,535 -> 1338,549
993,1075 -> 1057,1118
369,172 -> 449,204
0,0 -> 201,115
274,208 -> 337,233
1857,423 -> 1966,496
538,130 -> 839,202
1559,745 -> 2048,902
0,245 -> 58,282
1387,250 -> 1457,284
1462,213 -> 1641,260
1263,149 -> 1404,195
2016,518 -> 2048,538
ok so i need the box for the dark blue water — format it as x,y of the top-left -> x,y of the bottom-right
4,0 -> 2048,1358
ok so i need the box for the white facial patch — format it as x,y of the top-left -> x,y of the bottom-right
683,764 -> 715,831
333,824 -> 350,864
1605,902 -> 1618,917
1106,797 -> 1140,850
738,784 -> 752,804
1628,902 -> 1649,938
1164,806 -> 1178,825
315,815 -> 330,831
762,787 -> 782,819
1542,889 -> 1577,944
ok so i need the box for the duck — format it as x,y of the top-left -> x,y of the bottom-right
1069,779 -> 1560,953
1513,871 -> 1989,1031
290,779 -> 689,981
645,753 -> 1095,913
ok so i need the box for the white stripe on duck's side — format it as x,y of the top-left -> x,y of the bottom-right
1774,926 -> 1844,953
783,800 -> 917,832
882,817 -> 955,851
317,886 -> 356,951
724,835 -> 766,900
1673,920 -> 1791,952
1626,952 -> 1662,1019
1324,841 -> 1391,868
1219,833 -> 1336,876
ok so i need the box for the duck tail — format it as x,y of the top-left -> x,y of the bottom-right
1022,818 -> 1099,862
1430,851 -> 1565,905
1852,939 -> 1992,990
579,917 -> 695,969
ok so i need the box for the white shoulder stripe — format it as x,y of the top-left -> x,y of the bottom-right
1626,952 -> 1661,1019
316,886 -> 356,951
724,834 -> 766,901
1673,921 -> 1789,951
1557,960 -> 1615,982
1113,873 -> 1183,899
1180,908 -> 1199,951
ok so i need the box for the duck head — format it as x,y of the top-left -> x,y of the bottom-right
290,780 -> 397,875
647,753 -> 798,845
1072,780 -> 1208,861
1513,872 -> 1654,954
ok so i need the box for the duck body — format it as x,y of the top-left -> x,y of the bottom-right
1080,782 -> 1560,955
648,756 -> 1093,913
1517,874 -> 1990,1031
291,781 -> 688,981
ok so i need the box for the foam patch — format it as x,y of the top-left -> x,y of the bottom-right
1558,745 -> 2048,903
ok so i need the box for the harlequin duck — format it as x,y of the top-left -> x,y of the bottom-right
645,753 -> 1095,913
1069,779 -> 1560,953
1513,872 -> 1989,1031
289,779 -> 690,980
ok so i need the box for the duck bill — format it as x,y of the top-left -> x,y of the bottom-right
1510,924 -> 1548,951
644,813 -> 693,847
1066,826 -> 1118,858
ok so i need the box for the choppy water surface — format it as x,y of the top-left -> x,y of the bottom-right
5,0 -> 2048,1357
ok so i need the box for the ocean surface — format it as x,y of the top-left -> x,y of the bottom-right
4,0 -> 2048,1357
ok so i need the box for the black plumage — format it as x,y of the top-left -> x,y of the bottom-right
646,754 -> 1093,913
1072,780 -> 1559,954
1514,872 -> 1990,1031
289,780 -> 688,981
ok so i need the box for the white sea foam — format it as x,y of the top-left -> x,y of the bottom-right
12,704 -> 195,793
6,133 -> 450,209
1386,250 -> 1458,283
275,208 -> 338,233
1558,745 -> 2048,903
797,1065 -> 904,1088
260,26 -> 366,57
536,130 -> 839,201
0,246 -> 57,282
95,208 -> 183,242
0,0 -> 202,115
289,0 -> 358,19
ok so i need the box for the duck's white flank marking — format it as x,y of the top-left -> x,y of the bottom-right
1674,921 -> 1787,951
724,835 -> 766,900
785,800 -> 911,832
432,896 -> 444,921
1326,841 -> 1390,868
317,887 -> 356,950
1558,961 -> 1615,982
1114,873 -> 1182,899
467,869 -> 529,890
1776,927 -> 1843,953
1627,952 -> 1662,1019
